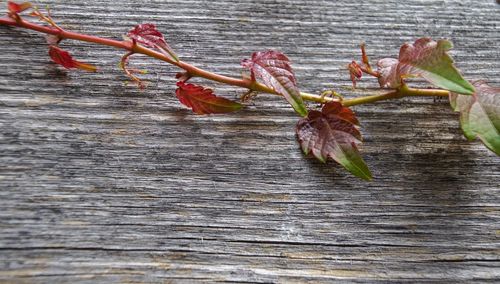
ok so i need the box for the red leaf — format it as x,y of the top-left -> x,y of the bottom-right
376,38 -> 474,95
48,46 -> 97,72
175,82 -> 243,115
127,23 -> 178,61
296,101 -> 372,180
241,50 -> 307,117
7,1 -> 32,13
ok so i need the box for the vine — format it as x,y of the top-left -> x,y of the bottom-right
1,2 -> 498,180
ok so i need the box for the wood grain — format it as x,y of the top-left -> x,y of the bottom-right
0,0 -> 499,283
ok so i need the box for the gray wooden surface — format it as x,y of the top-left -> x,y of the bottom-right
1,0 -> 499,283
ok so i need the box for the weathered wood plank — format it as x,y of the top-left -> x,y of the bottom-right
0,0 -> 499,283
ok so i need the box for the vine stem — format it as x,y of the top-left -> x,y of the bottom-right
0,16 -> 450,107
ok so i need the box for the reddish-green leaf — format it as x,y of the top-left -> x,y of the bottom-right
127,23 -> 178,61
242,50 -> 308,117
176,81 -> 243,115
48,45 -> 97,72
376,58 -> 400,88
7,1 -> 32,13
377,38 -> 475,95
296,101 -> 372,180
450,81 -> 500,155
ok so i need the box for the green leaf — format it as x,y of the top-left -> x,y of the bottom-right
402,39 -> 475,95
450,81 -> 500,155
296,102 -> 372,180
378,38 -> 475,95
